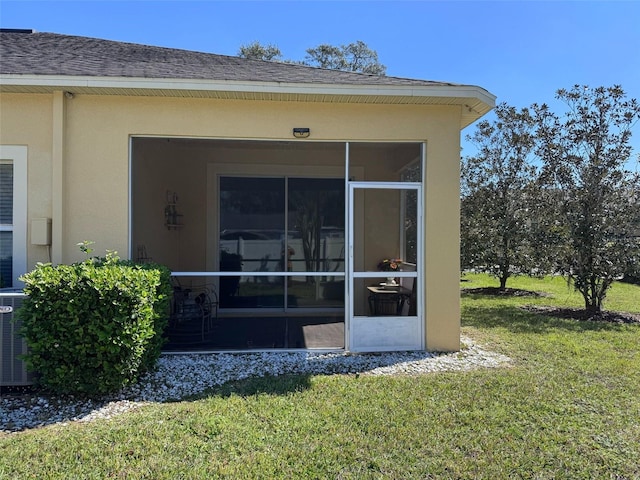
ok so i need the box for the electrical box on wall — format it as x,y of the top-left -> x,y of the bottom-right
31,218 -> 52,245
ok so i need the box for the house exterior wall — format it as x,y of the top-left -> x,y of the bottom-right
0,93 -> 54,270
0,91 -> 462,351
424,114 -> 462,351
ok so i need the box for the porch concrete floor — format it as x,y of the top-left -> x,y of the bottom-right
163,315 -> 345,351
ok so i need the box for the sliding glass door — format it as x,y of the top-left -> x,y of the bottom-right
219,176 -> 345,311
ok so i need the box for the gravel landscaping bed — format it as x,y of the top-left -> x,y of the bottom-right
1,336 -> 509,433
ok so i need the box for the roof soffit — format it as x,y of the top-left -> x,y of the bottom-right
0,74 -> 496,128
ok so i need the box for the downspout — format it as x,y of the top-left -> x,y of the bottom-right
51,91 -> 66,264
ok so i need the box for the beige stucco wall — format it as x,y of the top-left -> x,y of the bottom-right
0,93 -> 54,268
424,111 -> 462,351
0,91 -> 462,351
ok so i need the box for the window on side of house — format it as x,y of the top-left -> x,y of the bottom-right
0,147 -> 27,289
0,161 -> 14,288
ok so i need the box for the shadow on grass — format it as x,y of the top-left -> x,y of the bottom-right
462,303 -> 630,335
1,347 -> 464,433
1,375 -> 316,433
191,374 -> 314,400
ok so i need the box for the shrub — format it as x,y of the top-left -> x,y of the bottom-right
18,252 -> 171,395
100,257 -> 172,370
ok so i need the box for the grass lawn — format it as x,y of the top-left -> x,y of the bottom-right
1,274 -> 639,479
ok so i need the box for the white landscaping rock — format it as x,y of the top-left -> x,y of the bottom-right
0,336 -> 509,433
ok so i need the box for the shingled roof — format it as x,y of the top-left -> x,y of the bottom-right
0,30 -> 495,127
0,30 -> 446,85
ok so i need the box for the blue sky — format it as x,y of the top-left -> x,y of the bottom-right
1,0 -> 639,166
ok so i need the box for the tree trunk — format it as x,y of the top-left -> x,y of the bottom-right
585,303 -> 600,317
584,293 -> 601,317
580,275 -> 607,316
581,286 -> 598,316
499,273 -> 508,291
499,235 -> 510,291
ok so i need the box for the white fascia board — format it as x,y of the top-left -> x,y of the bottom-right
0,74 -> 496,107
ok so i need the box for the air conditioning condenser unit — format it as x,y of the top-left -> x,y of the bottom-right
0,292 -> 34,386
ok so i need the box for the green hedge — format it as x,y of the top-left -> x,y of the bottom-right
18,253 -> 171,395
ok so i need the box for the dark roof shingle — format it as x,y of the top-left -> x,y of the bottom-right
0,30 -> 453,87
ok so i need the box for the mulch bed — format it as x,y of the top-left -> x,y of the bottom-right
520,305 -> 640,324
461,286 -> 639,324
461,287 -> 549,298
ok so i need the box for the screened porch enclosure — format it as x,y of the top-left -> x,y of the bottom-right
130,138 -> 423,351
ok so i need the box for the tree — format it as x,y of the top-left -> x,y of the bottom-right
237,40 -> 386,75
238,41 -> 283,61
621,182 -> 640,284
304,41 -> 386,74
533,85 -> 640,314
461,103 -> 537,290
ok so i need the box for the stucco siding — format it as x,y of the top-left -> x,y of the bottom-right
0,93 -> 54,269
424,110 -> 462,351
1,91 -> 464,351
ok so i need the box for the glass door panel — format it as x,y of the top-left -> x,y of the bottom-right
287,178 -> 344,274
287,178 -> 345,309
219,176 -> 285,308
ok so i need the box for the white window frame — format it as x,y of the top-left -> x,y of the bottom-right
0,146 -> 28,288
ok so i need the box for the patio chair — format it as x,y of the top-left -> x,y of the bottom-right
171,279 -> 219,341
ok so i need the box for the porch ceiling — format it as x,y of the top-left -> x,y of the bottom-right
0,75 -> 495,129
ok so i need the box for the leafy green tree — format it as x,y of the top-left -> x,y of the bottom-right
238,41 -> 282,61
621,181 -> 640,284
461,103 -> 537,290
237,40 -> 386,75
533,85 -> 640,314
304,41 -> 386,74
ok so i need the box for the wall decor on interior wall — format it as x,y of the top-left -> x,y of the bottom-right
164,190 -> 183,230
